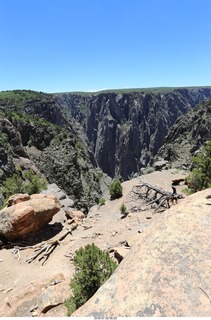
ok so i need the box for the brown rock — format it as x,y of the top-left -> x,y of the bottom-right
71,210 -> 85,220
73,188 -> 211,317
109,247 -> 129,264
0,194 -> 60,241
6,194 -> 30,207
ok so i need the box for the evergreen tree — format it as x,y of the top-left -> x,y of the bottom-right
185,140 -> 211,193
109,179 -> 123,200
65,243 -> 117,315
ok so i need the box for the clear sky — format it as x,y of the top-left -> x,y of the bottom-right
0,0 -> 211,93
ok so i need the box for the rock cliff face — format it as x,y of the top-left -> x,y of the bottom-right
157,98 -> 211,168
1,88 -> 211,209
55,87 -> 211,179
0,91 -> 104,211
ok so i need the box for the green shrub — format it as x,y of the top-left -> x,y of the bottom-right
64,243 -> 117,316
185,140 -> 211,193
0,174 -> 23,202
0,170 -> 47,208
109,179 -> 123,200
99,197 -> 105,206
120,203 -> 127,215
22,170 -> 47,194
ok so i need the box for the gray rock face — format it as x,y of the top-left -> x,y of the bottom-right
157,98 -> 211,168
55,88 -> 211,179
0,118 -> 27,181
1,88 -> 211,212
42,183 -> 75,210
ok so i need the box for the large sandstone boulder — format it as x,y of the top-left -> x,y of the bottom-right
0,193 -> 60,241
73,188 -> 211,317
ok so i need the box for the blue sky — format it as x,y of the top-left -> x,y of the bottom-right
0,0 -> 211,93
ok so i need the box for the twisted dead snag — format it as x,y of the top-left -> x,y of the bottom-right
131,181 -> 184,212
25,223 -> 78,265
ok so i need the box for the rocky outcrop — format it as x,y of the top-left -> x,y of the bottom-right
73,188 -> 211,317
0,193 -> 60,241
0,273 -> 69,317
55,87 -> 211,179
157,98 -> 211,168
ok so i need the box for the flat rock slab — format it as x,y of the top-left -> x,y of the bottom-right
0,273 -> 69,317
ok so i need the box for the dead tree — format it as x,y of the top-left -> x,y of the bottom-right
131,181 -> 184,212
8,223 -> 78,265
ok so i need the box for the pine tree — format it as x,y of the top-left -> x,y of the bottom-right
185,140 -> 211,192
65,243 -> 117,315
109,179 -> 123,200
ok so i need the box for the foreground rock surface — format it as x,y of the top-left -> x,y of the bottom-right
73,188 -> 211,317
0,193 -> 60,241
0,273 -> 69,317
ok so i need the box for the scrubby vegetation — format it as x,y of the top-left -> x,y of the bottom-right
0,89 -> 51,107
0,170 -> 47,208
98,197 -> 105,206
109,179 -> 123,200
120,203 -> 127,215
184,140 -> 211,194
64,243 -> 117,316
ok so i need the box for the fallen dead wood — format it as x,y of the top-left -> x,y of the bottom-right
25,223 -> 78,265
131,181 -> 184,212
8,223 -> 78,265
83,225 -> 92,230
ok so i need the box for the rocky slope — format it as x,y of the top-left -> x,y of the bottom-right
73,187 -> 211,317
0,90 -> 105,211
55,87 -> 211,179
157,98 -> 211,168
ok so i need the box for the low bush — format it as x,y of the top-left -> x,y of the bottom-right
64,243 -> 117,316
109,179 -> 123,200
184,140 -> 211,193
120,203 -> 127,215
99,197 -> 105,206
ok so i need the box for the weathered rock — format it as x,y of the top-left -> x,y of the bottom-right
42,183 -> 75,211
0,273 -> 69,317
71,210 -> 85,220
153,159 -> 169,171
73,188 -> 211,317
6,193 -> 30,207
0,194 -> 60,241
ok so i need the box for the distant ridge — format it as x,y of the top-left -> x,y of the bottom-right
55,86 -> 211,95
